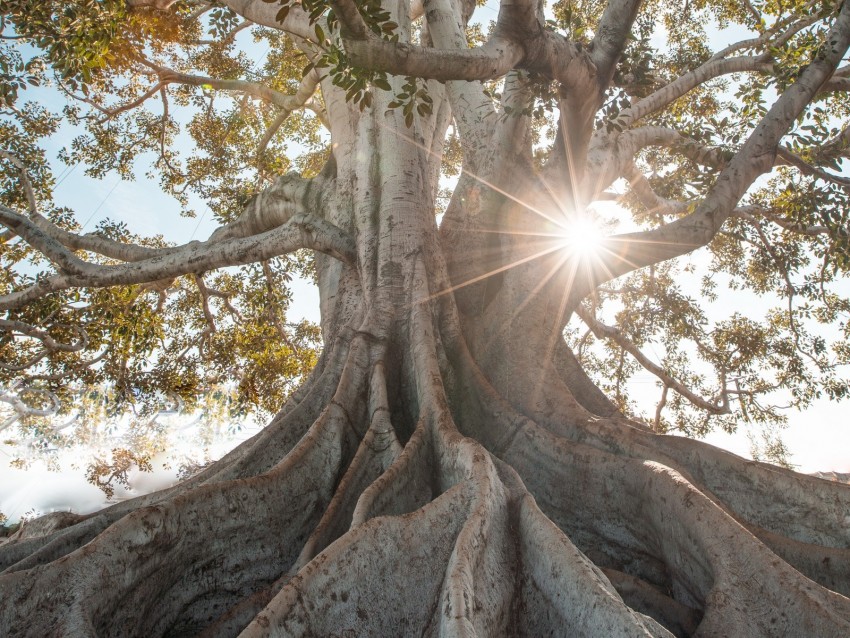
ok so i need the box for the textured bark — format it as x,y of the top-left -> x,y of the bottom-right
3,1 -> 850,636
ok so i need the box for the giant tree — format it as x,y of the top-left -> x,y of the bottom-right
2,0 -> 850,635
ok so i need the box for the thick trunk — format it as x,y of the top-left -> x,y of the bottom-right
3,4 -> 850,635
3,283 -> 850,637
2,126 -> 850,635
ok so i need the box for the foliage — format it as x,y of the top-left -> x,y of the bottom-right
85,447 -> 153,499
1,1 -> 322,491
0,0 -> 849,481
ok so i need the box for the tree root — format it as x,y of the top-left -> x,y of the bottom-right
504,420 -> 850,636
0,334 -> 375,636
2,300 -> 849,636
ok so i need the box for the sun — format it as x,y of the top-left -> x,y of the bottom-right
558,217 -> 605,259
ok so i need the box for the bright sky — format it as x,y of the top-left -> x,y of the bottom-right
2,2 -> 849,525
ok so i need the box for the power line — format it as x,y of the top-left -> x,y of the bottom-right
53,163 -> 76,187
80,178 -> 121,231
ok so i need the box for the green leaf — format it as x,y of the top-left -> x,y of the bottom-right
275,5 -> 290,22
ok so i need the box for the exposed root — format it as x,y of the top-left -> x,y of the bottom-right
239,421 -> 485,635
0,334 -> 355,576
0,513 -> 111,574
600,568 -> 700,638
240,480 -> 475,636
0,334 -> 376,637
194,354 -> 398,638
293,361 -> 402,568
504,420 -> 850,636
745,523 -> 850,597
511,489 -> 671,637
644,434 -> 850,547
475,345 -> 850,586
3,263 -> 849,637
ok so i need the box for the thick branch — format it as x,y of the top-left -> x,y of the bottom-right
342,34 -> 523,82
589,0 -> 642,89
221,1 -> 314,39
587,2 -> 850,285
0,213 -> 355,311
616,57 -> 771,127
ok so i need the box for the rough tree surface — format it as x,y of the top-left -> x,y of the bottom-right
2,0 -> 850,636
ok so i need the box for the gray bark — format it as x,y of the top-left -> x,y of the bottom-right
2,0 -> 850,636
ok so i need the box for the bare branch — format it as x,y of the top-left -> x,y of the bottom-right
653,383 -> 669,432
342,33 -> 524,82
0,319 -> 88,353
732,206 -> 831,236
257,68 -> 325,158
616,56 -> 771,127
0,149 -> 38,215
593,126 -> 849,206
193,20 -> 250,45
65,81 -> 166,122
618,127 -> 731,168
709,10 -> 820,62
150,62 -> 317,111
622,162 -> 689,218
0,385 -> 60,432
328,0 -> 369,39
193,275 -> 219,335
743,0 -> 761,23
221,1 -> 318,39
0,205 -> 94,276
574,306 -> 730,415
776,146 -> 850,188
261,260 -> 298,352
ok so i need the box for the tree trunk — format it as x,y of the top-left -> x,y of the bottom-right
3,2 -> 850,636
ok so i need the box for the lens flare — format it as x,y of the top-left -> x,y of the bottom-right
559,217 -> 604,258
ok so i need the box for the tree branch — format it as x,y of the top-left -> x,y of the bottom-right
708,10 -> 820,62
0,320 -> 88,354
586,1 -> 850,286
0,150 -> 39,215
342,33 -> 524,82
257,68 -> 326,158
220,1 -> 314,39
616,56 -> 771,127
0,386 -> 60,431
776,146 -> 850,188
732,206 -> 831,237
589,0 -> 643,90
64,81 -> 166,122
574,305 -> 730,415
0,212 -> 355,311
148,62 -> 319,111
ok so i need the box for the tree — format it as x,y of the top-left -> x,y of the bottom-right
1,0 -> 850,634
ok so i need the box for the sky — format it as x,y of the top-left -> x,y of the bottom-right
2,2 -> 849,524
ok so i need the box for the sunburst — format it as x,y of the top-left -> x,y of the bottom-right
558,216 -> 605,260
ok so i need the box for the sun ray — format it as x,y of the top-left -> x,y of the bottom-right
372,117 -> 570,231
479,250 -> 573,352
417,241 -> 567,305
